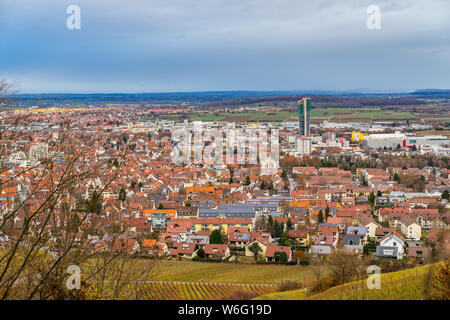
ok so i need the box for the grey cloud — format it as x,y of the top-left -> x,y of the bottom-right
0,0 -> 449,92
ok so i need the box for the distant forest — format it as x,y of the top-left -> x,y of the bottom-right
10,89 -> 449,109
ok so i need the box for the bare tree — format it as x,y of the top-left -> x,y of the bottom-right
0,79 -> 158,300
326,251 -> 368,285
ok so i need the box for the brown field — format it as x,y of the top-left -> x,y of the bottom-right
415,130 -> 450,137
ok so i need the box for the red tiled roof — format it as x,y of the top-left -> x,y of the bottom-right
204,244 -> 228,257
265,245 -> 292,258
287,230 -> 308,238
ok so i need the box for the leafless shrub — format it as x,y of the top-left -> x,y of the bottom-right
223,289 -> 258,300
326,251 -> 368,285
277,280 -> 303,292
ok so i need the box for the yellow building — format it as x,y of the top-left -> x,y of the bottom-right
351,132 -> 366,143
192,218 -> 252,235
286,229 -> 311,246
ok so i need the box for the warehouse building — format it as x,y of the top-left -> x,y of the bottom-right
362,132 -> 449,149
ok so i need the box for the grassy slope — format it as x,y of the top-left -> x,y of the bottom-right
254,264 -> 435,300
253,289 -> 307,300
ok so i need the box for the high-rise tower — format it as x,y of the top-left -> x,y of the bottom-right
298,97 -> 312,137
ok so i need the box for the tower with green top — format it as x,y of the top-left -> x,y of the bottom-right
298,97 -> 312,137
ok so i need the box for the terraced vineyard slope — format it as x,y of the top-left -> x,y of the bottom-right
151,261 -> 316,284
254,264 -> 438,300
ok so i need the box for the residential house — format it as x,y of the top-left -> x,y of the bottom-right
318,223 -> 339,241
287,229 -> 310,246
356,216 -> 381,239
375,227 -> 396,243
400,217 -> 422,240
244,239 -> 268,259
346,226 -> 368,244
376,233 -> 405,260
250,232 -> 272,245
327,216 -> 351,234
310,230 -> 336,257
191,218 -> 252,235
407,246 -> 432,263
265,245 -> 292,262
204,244 -> 230,260
309,243 -> 334,257
228,232 -> 251,247
141,239 -> 168,256
176,206 -> 199,219
342,234 -> 364,254
143,209 -> 177,228
170,242 -> 198,259
112,238 -> 140,254
186,234 -> 209,248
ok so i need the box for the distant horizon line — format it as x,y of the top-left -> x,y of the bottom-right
12,88 -> 450,96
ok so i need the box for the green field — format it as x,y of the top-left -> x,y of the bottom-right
160,107 -> 418,122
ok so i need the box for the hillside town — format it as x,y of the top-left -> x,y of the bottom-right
1,102 -> 449,268
2,0 -> 450,308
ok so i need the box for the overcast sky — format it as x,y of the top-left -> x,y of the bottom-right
0,0 -> 449,93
